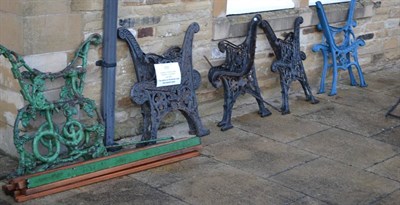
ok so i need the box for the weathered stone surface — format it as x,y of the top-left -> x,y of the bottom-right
0,0 -> 23,14
319,86 -> 399,113
367,155 -> 400,181
56,176 -> 187,205
373,189 -> 400,205
23,52 -> 68,73
271,158 -> 400,205
202,133 -> 318,178
290,128 -> 400,168
130,156 -> 221,188
160,163 -> 305,205
233,111 -> 330,143
0,58 -> 19,91
301,103 -> 400,137
290,196 -> 328,205
0,12 -> 23,53
371,126 -> 400,147
362,64 -> 400,95
71,0 -> 103,11
0,156 -> 17,179
23,0 -> 71,16
23,14 -> 83,55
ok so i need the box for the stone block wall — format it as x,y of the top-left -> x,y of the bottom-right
0,0 -> 398,156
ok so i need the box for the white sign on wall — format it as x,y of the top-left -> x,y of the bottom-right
154,62 -> 181,87
309,0 -> 350,6
226,0 -> 295,15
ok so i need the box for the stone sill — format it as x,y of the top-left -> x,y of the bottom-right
212,1 -> 376,40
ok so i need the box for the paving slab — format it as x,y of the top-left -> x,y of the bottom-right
367,155 -> 400,182
373,189 -> 400,205
130,156 -> 221,188
233,111 -> 330,143
371,125 -> 400,147
384,87 -> 400,99
289,196 -> 328,205
271,158 -> 400,205
290,128 -> 400,169
159,163 -> 305,205
301,103 -> 400,137
200,122 -> 245,147
363,66 -> 400,95
385,99 -> 400,118
322,86 -> 399,114
261,92 -> 332,117
56,176 -> 187,205
202,133 -> 318,178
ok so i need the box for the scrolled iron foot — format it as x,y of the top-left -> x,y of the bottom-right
281,109 -> 291,115
220,124 -> 234,131
217,121 -> 226,127
310,98 -> 320,104
196,128 -> 211,137
259,109 -> 272,117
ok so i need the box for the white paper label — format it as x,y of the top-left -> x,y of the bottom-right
154,62 -> 181,87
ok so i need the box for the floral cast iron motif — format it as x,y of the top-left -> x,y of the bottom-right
118,22 -> 210,146
260,17 -> 319,114
312,0 -> 367,96
208,14 -> 272,131
0,34 -> 107,175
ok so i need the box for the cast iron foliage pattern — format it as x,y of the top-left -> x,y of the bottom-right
0,34 -> 107,176
208,14 -> 271,131
118,22 -> 210,147
260,17 -> 319,115
312,0 -> 367,96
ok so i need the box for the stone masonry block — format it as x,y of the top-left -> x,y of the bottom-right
0,88 -> 24,126
23,0 -> 71,16
138,27 -> 154,38
0,58 -> 19,91
0,121 -> 18,157
384,37 -> 399,50
23,52 -> 68,73
389,7 -> 400,18
213,2 -> 374,40
23,14 -> 82,55
384,19 -> 400,29
0,0 -> 23,14
0,13 -> 23,53
71,0 -> 103,11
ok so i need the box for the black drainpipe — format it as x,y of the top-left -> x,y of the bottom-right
97,0 -> 118,146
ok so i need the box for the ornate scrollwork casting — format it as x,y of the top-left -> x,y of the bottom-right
0,34 -> 107,175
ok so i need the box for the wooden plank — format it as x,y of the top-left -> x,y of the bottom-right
26,137 -> 201,188
15,151 -> 199,203
22,146 -> 201,196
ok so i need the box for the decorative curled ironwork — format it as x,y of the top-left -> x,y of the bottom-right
118,22 -> 210,147
312,0 -> 367,96
208,14 -> 271,131
0,34 -> 108,176
260,17 -> 319,114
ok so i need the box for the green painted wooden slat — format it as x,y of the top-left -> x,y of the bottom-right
27,137 -> 201,188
